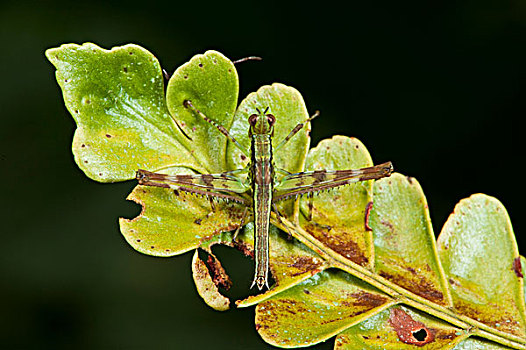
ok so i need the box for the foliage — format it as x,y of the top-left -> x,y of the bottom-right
47,43 -> 525,349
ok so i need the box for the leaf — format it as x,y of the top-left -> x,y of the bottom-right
437,194 -> 526,337
46,43 -> 205,181
165,50 -> 238,173
192,250 -> 230,311
370,174 -> 452,306
119,168 -> 245,257
298,136 -> 375,269
226,83 -> 311,175
255,270 -> 396,347
335,306 -> 470,349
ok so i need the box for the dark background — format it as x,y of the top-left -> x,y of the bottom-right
0,0 -> 523,349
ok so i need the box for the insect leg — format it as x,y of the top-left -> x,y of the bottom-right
274,110 -> 320,152
307,192 -> 314,221
272,202 -> 294,240
183,99 -> 250,157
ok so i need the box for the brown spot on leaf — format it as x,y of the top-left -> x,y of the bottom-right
513,257 -> 523,278
453,299 -> 521,334
206,254 -> 232,290
364,201 -> 373,231
389,308 -> 435,346
288,256 -> 324,276
380,271 -> 445,304
233,240 -> 254,258
380,220 -> 395,233
305,225 -> 369,266
347,292 -> 388,308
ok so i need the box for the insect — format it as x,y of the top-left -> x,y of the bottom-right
136,101 -> 393,290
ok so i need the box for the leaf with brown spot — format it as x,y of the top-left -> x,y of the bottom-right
192,250 -> 230,311
437,194 -> 526,338
236,224 -> 330,308
370,174 -> 452,306
335,306 -> 469,349
298,136 -> 375,269
255,270 -> 396,348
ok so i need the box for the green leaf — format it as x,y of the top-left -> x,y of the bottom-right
166,51 -> 238,173
46,43 -> 204,181
298,136 -> 375,269
255,270 -> 396,347
119,168 -> 245,257
226,83 -> 311,173
437,194 -> 526,338
370,173 -> 452,306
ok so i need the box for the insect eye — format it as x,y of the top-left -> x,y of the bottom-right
248,114 -> 258,125
266,114 -> 276,126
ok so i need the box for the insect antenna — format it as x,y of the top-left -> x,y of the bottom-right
232,56 -> 262,65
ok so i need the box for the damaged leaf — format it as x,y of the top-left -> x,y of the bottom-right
192,250 -> 230,311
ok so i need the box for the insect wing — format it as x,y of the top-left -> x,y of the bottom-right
137,169 -> 249,203
273,161 -> 393,201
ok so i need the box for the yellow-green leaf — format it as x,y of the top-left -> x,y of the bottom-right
371,174 -> 452,306
437,194 -> 526,338
46,43 -> 204,181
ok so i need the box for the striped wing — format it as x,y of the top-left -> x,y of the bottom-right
136,169 -> 250,203
273,161 -> 393,202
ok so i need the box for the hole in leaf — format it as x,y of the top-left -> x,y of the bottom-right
198,63 -> 203,68
412,329 -> 427,341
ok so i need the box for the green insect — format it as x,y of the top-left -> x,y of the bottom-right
136,101 -> 393,290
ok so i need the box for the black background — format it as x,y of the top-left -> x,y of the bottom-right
0,0 -> 523,349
